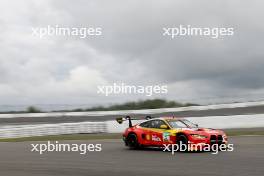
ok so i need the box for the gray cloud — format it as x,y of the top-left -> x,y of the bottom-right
0,0 -> 264,109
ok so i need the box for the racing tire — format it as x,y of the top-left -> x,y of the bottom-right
176,134 -> 189,152
127,133 -> 140,149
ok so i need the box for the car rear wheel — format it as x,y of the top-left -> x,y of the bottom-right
127,133 -> 140,149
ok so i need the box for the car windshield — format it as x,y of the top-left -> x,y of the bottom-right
167,120 -> 188,128
167,119 -> 197,128
181,119 -> 198,128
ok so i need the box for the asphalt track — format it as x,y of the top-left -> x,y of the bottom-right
0,136 -> 263,176
1,105 -> 264,125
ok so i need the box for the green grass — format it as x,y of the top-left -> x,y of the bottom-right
0,128 -> 264,142
225,128 -> 264,136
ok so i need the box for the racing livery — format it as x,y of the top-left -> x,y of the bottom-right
116,116 -> 228,150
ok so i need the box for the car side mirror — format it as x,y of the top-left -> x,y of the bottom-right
160,125 -> 169,129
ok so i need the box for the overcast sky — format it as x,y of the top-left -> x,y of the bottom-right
0,0 -> 264,109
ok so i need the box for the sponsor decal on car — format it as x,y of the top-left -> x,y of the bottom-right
163,132 -> 170,142
146,134 -> 151,140
152,135 -> 161,142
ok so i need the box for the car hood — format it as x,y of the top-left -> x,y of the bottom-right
170,127 -> 225,136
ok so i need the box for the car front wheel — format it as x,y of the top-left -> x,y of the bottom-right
177,134 -> 188,152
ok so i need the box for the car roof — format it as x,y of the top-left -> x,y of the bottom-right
150,117 -> 183,121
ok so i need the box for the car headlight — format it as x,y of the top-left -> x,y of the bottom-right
190,134 -> 207,139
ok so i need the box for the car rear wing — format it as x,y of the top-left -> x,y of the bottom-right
116,116 -> 152,127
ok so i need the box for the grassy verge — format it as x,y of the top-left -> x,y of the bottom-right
225,128 -> 264,136
0,128 -> 263,142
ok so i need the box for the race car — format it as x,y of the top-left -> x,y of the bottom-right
116,116 -> 228,151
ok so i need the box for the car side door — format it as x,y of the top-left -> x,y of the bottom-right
138,121 -> 154,146
149,120 -> 170,146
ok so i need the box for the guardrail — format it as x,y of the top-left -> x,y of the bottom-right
0,122 -> 107,138
107,114 -> 264,133
0,102 -> 264,138
1,113 -> 264,138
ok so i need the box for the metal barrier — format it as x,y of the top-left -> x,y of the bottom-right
106,114 -> 264,133
0,122 -> 107,138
